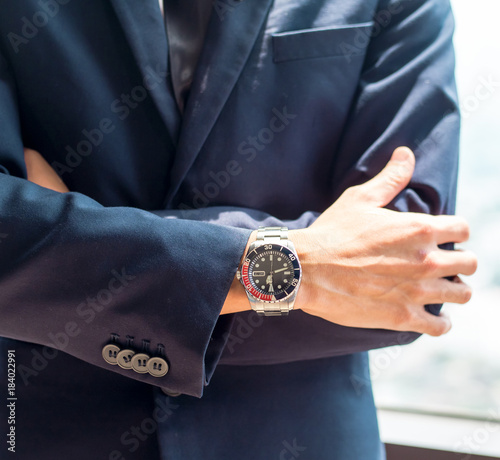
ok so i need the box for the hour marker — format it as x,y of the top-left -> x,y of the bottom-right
278,257 -> 282,261
283,279 -> 288,283
270,255 -> 273,261
283,263 -> 287,267
278,285 -> 282,289
284,271 -> 291,275
261,258 -> 265,262
255,264 -> 260,268
253,271 -> 265,277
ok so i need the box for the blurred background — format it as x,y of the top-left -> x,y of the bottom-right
372,0 -> 500,429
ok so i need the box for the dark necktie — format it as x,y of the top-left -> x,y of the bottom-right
163,0 -> 213,113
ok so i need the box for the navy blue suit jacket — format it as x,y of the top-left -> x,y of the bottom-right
0,0 -> 459,458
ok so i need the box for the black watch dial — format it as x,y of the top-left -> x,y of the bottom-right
240,243 -> 301,302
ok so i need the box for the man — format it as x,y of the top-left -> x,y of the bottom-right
0,0 -> 476,459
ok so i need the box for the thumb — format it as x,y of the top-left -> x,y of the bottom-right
357,146 -> 415,207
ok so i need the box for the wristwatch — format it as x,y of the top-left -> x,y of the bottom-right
236,226 -> 302,316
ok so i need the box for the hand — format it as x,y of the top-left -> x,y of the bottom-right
291,147 -> 477,336
24,148 -> 69,193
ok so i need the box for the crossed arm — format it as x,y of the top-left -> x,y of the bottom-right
25,145 -> 477,338
5,0 -> 476,398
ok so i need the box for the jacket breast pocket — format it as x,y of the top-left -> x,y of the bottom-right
272,22 -> 374,63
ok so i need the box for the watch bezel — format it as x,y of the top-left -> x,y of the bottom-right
239,243 -> 301,303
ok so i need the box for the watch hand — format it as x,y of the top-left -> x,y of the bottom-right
266,273 -> 274,293
274,267 -> 288,273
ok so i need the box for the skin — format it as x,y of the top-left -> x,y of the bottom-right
24,148 -> 69,193
23,146 -> 477,337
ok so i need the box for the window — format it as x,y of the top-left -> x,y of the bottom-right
372,0 -> 500,456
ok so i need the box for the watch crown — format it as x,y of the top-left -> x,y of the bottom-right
236,270 -> 241,280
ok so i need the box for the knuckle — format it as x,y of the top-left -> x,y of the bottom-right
407,220 -> 434,244
416,221 -> 434,241
393,305 -> 415,329
406,282 -> 426,302
385,171 -> 406,189
418,252 -> 438,276
342,185 -> 361,200
414,247 -> 429,265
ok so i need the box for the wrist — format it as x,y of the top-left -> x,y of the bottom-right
288,228 -> 314,310
220,230 -> 257,315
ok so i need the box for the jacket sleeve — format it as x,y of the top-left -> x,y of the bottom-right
332,0 -> 459,218
0,51 -> 255,398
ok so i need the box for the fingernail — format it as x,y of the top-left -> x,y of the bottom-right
392,147 -> 411,163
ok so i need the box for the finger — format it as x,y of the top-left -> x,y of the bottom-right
426,214 -> 471,245
424,249 -> 478,278
405,276 -> 473,305
408,308 -> 452,337
24,148 -> 69,193
356,146 -> 416,208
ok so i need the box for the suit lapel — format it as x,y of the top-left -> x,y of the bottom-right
165,0 -> 274,206
109,0 -> 181,143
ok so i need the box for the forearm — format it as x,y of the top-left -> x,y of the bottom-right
0,173 -> 252,397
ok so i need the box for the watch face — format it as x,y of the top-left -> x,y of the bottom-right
240,243 -> 301,303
